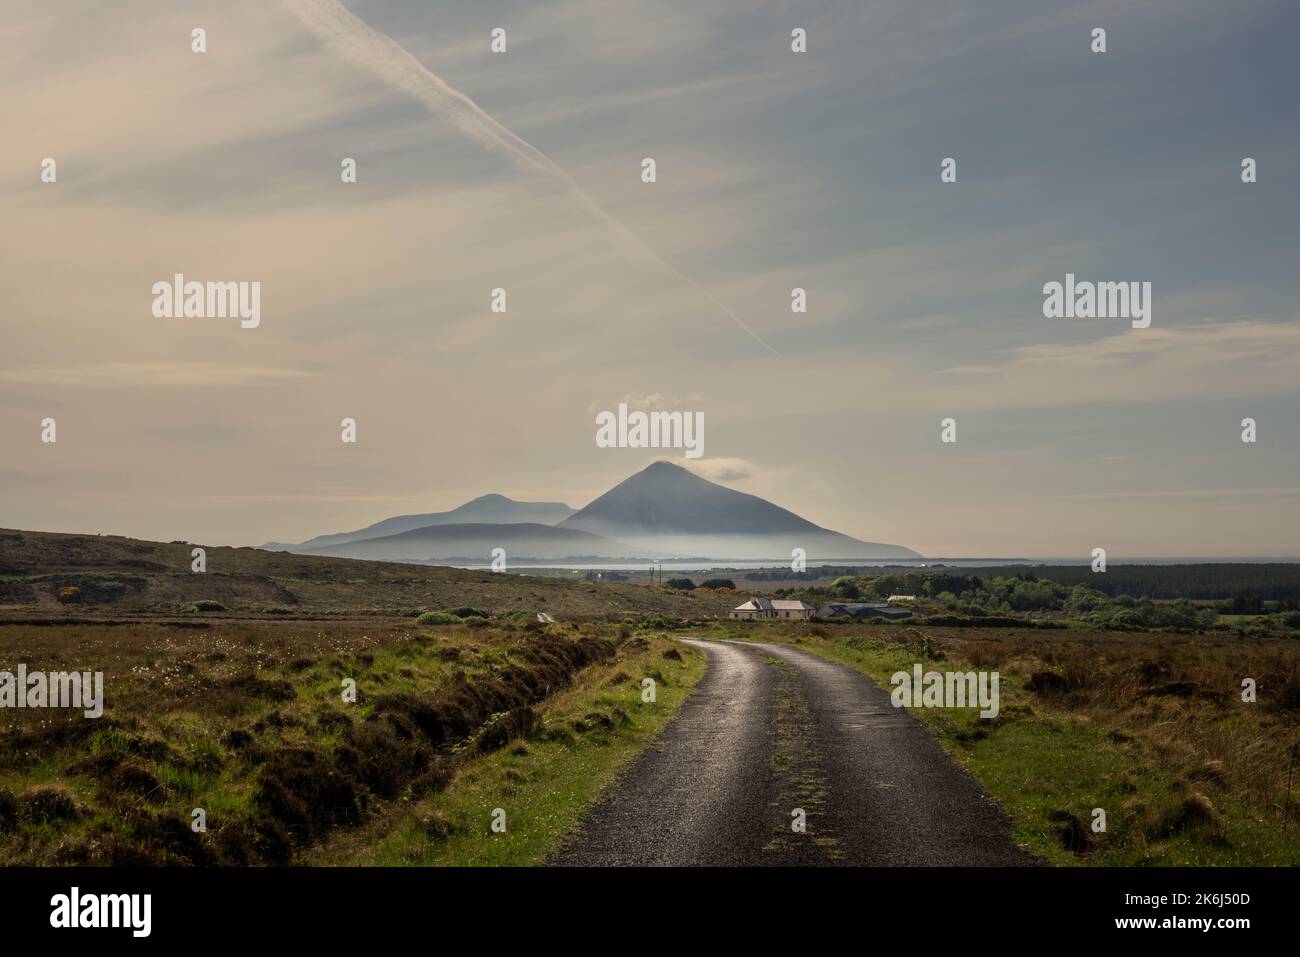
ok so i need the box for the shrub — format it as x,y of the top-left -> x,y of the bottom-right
416,611 -> 461,626
665,578 -> 695,590
830,576 -> 861,599
48,574 -> 136,603
1108,609 -> 1146,631
447,606 -> 491,619
57,586 -> 81,604
700,578 -> 736,590
191,599 -> 226,612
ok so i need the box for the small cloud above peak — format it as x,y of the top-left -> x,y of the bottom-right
681,457 -> 758,483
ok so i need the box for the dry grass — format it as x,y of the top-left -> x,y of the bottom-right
0,617 -> 666,865
714,620 -> 1300,864
943,628 -> 1300,808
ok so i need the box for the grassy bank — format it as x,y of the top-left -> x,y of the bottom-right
0,618 -> 705,866
313,635 -> 705,865
699,620 -> 1300,866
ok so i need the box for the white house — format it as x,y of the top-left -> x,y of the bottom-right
731,598 -> 816,620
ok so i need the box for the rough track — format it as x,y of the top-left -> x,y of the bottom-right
550,638 -> 1039,866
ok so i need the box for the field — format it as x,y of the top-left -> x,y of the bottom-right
4,611 -> 1297,866
0,616 -> 707,865
3,527 -> 1299,867
0,529 -> 735,865
0,528 -> 736,620
700,619 -> 1300,865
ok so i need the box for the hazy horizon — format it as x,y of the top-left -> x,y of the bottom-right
4,0 -> 1298,559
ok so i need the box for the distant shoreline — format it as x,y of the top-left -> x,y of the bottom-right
449,557 -> 1300,572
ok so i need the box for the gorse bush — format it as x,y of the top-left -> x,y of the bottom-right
46,573 -> 136,604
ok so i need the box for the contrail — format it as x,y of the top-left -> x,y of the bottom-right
282,0 -> 779,356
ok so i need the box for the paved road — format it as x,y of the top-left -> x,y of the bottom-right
550,638 -> 1039,866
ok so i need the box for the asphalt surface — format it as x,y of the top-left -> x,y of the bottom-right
550,638 -> 1039,866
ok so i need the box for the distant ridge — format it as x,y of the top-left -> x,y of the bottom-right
298,522 -> 635,563
263,493 -> 575,551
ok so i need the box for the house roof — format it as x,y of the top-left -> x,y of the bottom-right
733,597 -> 814,611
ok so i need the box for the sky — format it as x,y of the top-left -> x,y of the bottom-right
2,0 -> 1298,559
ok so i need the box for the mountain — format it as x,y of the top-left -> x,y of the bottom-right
298,523 -> 638,563
264,494 -> 575,551
558,461 -> 920,560
264,462 -> 918,563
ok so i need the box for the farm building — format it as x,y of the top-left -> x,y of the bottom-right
731,597 -> 816,620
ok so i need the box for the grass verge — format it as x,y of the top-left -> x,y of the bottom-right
310,633 -> 706,865
696,620 -> 1300,866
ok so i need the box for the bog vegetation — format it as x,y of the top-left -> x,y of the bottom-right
0,614 -> 703,865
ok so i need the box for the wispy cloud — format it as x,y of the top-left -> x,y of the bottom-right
682,457 -> 759,482
1062,487 -> 1300,500
282,0 -> 778,355
934,321 -> 1300,408
282,0 -> 562,177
